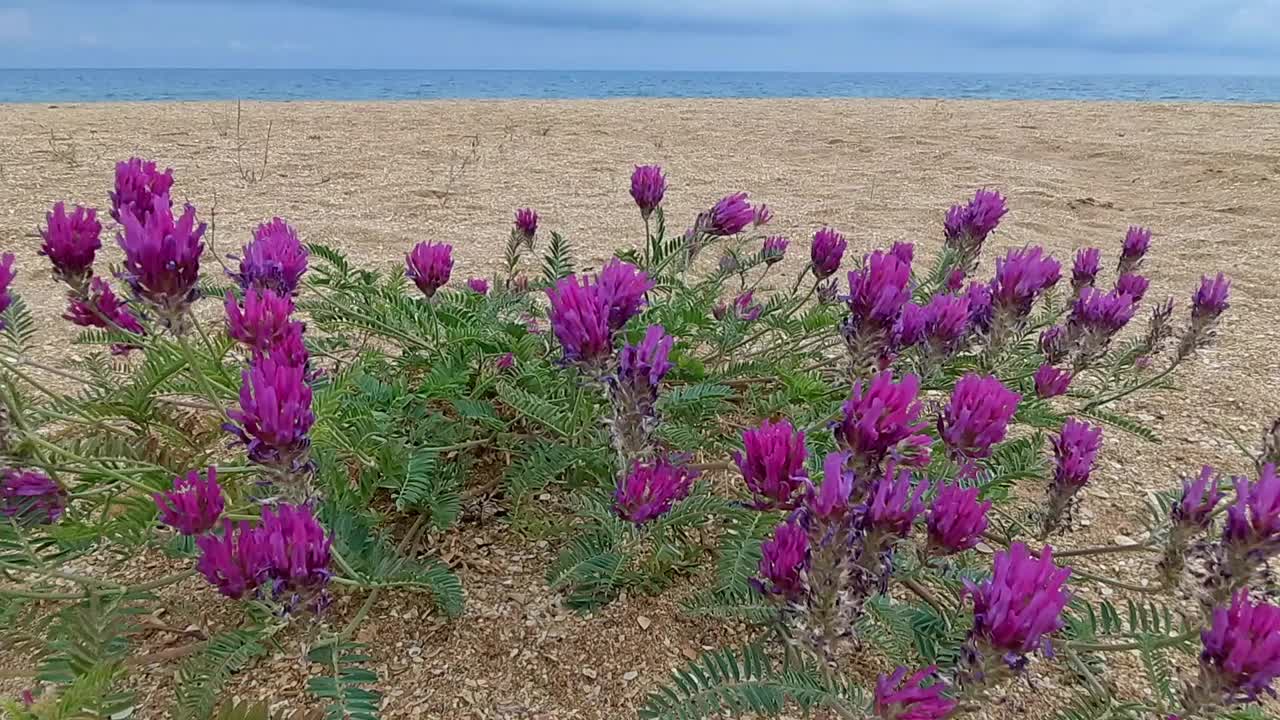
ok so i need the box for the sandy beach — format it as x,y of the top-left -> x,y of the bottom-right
2,99 -> 1279,718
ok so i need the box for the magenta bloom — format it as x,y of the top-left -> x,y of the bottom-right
109,157 -> 174,223
921,293 -> 971,354
1224,463 -> 1280,552
835,372 -> 931,472
847,250 -> 913,330
613,457 -> 698,525
466,277 -> 490,295
64,278 -> 146,336
1119,225 -> 1152,273
405,241 -> 453,298
944,189 -> 1008,250
117,199 -> 207,321
630,165 -> 666,219
945,269 -> 966,292
990,246 -> 1061,317
1033,364 -> 1072,399
1,470 -> 66,526
496,352 -> 516,371
1052,418 -> 1103,490
1040,324 -> 1068,362
810,227 -> 847,280
867,469 -> 928,538
1114,273 -> 1149,302
761,235 -> 788,265
257,503 -> 333,600
1071,247 -> 1101,294
753,203 -> 773,227
964,281 -> 993,333
232,218 -> 308,296
0,253 -> 13,328
734,419 -> 808,510
154,467 -> 224,536
810,451 -> 854,521
966,543 -> 1071,659
225,352 -> 315,471
730,291 -> 763,322
546,274 -> 613,365
1193,272 -> 1231,322
1199,591 -> 1280,702
196,520 -> 265,599
596,258 -> 654,331
1173,465 -> 1224,532
225,289 -> 301,354
927,483 -> 991,554
703,192 -> 754,236
889,241 -> 914,266
617,325 -> 674,394
514,208 -> 538,245
757,518 -> 809,601
894,302 -> 927,348
874,666 -> 957,720
39,202 -> 102,288
939,374 -> 1019,462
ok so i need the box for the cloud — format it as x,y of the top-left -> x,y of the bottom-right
0,8 -> 33,44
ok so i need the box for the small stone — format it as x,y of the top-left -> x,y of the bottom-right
1113,534 -> 1135,545
623,671 -> 639,682
582,668 -> 597,679
974,542 -> 993,555
637,615 -> 652,630
682,647 -> 699,661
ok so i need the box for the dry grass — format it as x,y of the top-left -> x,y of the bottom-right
2,98 -> 1279,718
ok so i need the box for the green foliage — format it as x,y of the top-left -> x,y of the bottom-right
306,641 -> 382,720
175,627 -> 275,720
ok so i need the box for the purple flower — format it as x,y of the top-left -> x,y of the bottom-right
761,235 -> 788,265
117,199 -> 207,321
405,241 -> 453,298
596,258 -> 654,331
1173,465 -> 1224,532
1119,226 -> 1152,273
39,202 -> 102,288
757,518 -> 809,601
939,374 -> 1020,463
1199,591 -> 1280,702
466,277 -> 490,295
990,246 -> 1061,318
1224,463 -> 1280,552
617,325 -> 674,394
225,289 -> 301,354
257,503 -> 333,600
810,227 -> 847,280
64,278 -> 146,337
965,543 -> 1071,660
1114,273 -> 1149,303
109,157 -> 174,223
225,352 -> 315,472
734,419 -> 808,510
752,203 -> 773,227
809,451 -> 854,521
1068,288 -> 1137,355
1040,325 -> 1068,363
846,250 -> 913,330
0,253 -> 13,328
514,208 -> 538,245
196,519 -> 265,599
1071,247 -> 1101,295
945,269 -> 966,292
944,189 -> 1008,252
927,483 -> 991,554
1052,419 -> 1103,491
630,165 -> 666,219
921,293 -> 971,354
496,352 -> 516,371
889,242 -> 915,267
1033,364 -> 1072,399
231,218 -> 308,296
718,254 -> 740,274
1193,272 -> 1231,323
835,371 -> 931,472
964,282 -> 993,333
730,291 -> 763,322
613,456 -> 699,525
702,192 -> 754,236
546,274 -> 613,365
154,467 -> 224,536
1,470 -> 66,526
867,469 -> 928,538
894,302 -> 927,348
874,666 -> 958,720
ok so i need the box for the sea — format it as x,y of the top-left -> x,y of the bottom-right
2,69 -> 1279,104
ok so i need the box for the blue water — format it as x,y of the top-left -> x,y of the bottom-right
2,69 -> 1280,103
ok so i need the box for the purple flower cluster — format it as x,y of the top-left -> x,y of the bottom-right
1174,466 -> 1224,533
939,374 -> 1019,464
1224,463 -> 1280,555
225,289 -> 302,355
944,189 -> 1008,260
405,241 -> 453,298
596,258 -> 654,331
866,469 -> 928,539
701,192 -> 754,236
614,325 -> 674,402
1033,364 -> 1072,399
117,198 -> 207,324
630,165 -> 666,220
514,208 -> 538,246
0,253 -> 13,329
1071,247 -> 1101,297
196,503 -> 332,604
809,451 -> 854,521
753,204 -> 773,228
231,218 -> 308,296
1115,273 -> 1149,302
613,456 -> 699,525
964,281 -> 993,334
734,419 -> 808,510
1193,273 -> 1231,322
109,157 -> 174,224
846,249 -> 913,330
39,202 -> 102,290
1071,287 -> 1137,334
1197,591 -> 1280,704
63,278 -> 146,337
919,293 -> 971,357
466,277 -> 490,295
927,483 -> 991,554
835,371 -> 931,474
761,235 -> 788,265
757,517 -> 809,602
547,274 -> 613,366
1,469 -> 66,526
154,467 -> 224,536
989,246 -> 1061,322
1052,418 -> 1103,491
225,352 -> 315,473
1119,225 -> 1151,275
964,543 -> 1071,665
810,227 -> 847,280
874,666 -> 957,720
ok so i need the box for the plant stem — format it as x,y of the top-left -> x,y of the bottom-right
1067,628 -> 1199,653
1053,542 -> 1158,559
176,326 -> 226,413
23,434 -> 158,494
901,577 -> 950,614
1082,358 -> 1182,411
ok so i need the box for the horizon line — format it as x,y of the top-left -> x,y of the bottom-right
2,67 -> 1279,78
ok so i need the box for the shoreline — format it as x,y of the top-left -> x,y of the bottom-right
5,96 -> 1280,107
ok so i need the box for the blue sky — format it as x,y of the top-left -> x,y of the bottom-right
1,1 -> 1278,73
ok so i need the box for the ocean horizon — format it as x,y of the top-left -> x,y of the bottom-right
3,68 -> 1280,104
